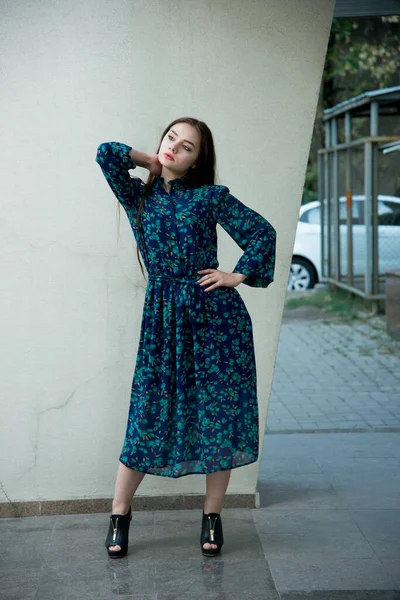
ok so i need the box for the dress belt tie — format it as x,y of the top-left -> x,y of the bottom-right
148,274 -> 207,326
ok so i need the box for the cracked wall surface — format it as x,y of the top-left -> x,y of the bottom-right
0,0 -> 334,503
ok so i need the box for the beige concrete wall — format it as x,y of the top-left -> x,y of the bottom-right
0,0 -> 334,504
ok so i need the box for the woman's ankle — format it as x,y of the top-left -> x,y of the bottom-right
111,502 -> 131,515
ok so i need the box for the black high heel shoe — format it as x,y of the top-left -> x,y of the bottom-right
200,511 -> 224,557
105,505 -> 132,558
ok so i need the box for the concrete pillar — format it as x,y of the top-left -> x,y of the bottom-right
0,0 -> 334,513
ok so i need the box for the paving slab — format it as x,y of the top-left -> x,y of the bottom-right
268,316 -> 400,433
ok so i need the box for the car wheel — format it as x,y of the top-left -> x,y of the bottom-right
288,258 -> 317,291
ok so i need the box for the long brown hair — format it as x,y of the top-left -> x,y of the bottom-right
117,117 -> 217,281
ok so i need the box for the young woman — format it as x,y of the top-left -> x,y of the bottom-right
96,117 -> 276,559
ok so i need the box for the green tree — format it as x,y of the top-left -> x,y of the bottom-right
303,16 -> 400,205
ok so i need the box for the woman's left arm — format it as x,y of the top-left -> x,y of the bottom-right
210,185 -> 276,288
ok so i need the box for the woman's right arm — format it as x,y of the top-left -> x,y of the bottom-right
96,142 -> 160,213
127,147 -> 152,169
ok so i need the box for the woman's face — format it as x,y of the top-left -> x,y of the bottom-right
158,122 -> 201,176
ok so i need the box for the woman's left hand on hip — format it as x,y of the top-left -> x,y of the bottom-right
196,269 -> 246,291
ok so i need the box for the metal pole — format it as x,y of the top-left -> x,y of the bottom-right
370,102 -> 379,137
325,277 -> 385,300
370,102 -> 379,302
345,111 -> 353,288
324,121 -> 331,279
318,152 -> 325,280
331,118 -> 340,281
372,141 -> 379,298
325,118 -> 331,148
318,135 -> 400,152
364,140 -> 373,297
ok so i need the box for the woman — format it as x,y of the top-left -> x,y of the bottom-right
95,117 -> 276,559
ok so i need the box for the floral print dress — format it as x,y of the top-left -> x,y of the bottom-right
96,142 -> 276,478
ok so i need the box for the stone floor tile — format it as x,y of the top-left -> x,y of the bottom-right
349,510 -> 400,559
279,590 -> 400,599
268,557 -> 397,592
160,557 -> 277,594
0,566 -> 40,600
381,559 -> 400,589
32,560 -> 156,599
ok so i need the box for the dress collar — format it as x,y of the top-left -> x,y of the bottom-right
155,173 -> 191,190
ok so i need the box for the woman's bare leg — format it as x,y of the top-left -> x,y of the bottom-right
108,462 -> 146,552
203,470 -> 231,551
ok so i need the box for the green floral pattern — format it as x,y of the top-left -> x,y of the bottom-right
96,142 -> 276,478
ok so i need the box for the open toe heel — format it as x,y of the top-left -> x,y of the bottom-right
200,511 -> 224,557
105,505 -> 132,558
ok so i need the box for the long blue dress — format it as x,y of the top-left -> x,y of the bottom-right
96,142 -> 276,478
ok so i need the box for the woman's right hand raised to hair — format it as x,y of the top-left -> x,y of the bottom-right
128,148 -> 162,176
147,154 -> 162,176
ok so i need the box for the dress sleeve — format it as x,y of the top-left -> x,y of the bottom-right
211,185 -> 276,288
95,142 -> 144,214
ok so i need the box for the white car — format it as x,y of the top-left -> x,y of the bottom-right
288,195 -> 400,291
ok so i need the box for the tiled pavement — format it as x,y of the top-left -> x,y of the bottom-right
1,315 -> 400,599
267,316 -> 400,433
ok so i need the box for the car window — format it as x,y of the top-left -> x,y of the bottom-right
378,201 -> 400,226
339,200 -> 364,225
299,206 -> 320,224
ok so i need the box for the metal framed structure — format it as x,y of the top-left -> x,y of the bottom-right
318,86 -> 400,301
334,0 -> 400,17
